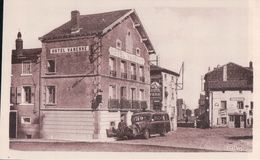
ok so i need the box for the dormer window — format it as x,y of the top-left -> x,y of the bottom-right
116,39 -> 122,49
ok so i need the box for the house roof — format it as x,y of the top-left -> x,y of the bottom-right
39,9 -> 156,54
12,48 -> 41,63
204,62 -> 253,91
150,64 -> 179,76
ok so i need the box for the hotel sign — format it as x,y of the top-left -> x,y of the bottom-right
50,46 -> 89,54
109,47 -> 144,65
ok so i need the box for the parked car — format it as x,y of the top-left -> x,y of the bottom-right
117,111 -> 171,139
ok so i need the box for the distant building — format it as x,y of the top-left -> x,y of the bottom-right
10,32 -> 42,138
204,62 -> 253,128
177,99 -> 185,121
150,65 -> 179,131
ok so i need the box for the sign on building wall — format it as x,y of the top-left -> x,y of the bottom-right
109,47 -> 144,65
50,46 -> 89,54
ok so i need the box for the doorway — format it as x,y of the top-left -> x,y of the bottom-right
9,111 -> 17,138
234,115 -> 241,128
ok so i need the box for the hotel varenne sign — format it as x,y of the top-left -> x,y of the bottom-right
50,46 -> 89,54
109,47 -> 145,65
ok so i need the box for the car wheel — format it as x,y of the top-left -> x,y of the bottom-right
143,129 -> 150,139
160,128 -> 166,136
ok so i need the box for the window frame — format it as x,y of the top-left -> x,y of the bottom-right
237,101 -> 244,109
46,59 -> 56,74
136,48 -> 141,56
21,60 -> 32,76
46,85 -> 56,105
109,85 -> 117,99
116,39 -> 122,50
21,85 -> 33,105
21,116 -> 31,124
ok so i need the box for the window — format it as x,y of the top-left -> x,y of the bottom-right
109,57 -> 116,77
164,73 -> 167,80
130,88 -> 136,100
136,48 -> 140,56
221,117 -> 227,124
139,66 -> 144,82
21,117 -> 31,124
172,76 -> 174,81
46,86 -> 56,104
109,85 -> 116,99
250,101 -> 253,110
221,101 -> 227,110
130,64 -> 136,80
171,88 -> 174,99
47,60 -> 55,73
237,101 -> 244,109
126,30 -> 133,53
22,86 -> 32,104
22,61 -> 32,75
120,61 -> 127,79
139,89 -> 144,101
116,39 -> 122,49
229,115 -> 234,122
239,90 -> 242,94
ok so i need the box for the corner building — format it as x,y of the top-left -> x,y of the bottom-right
39,9 -> 155,140
204,62 -> 253,128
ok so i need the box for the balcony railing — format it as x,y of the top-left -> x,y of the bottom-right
121,73 -> 127,79
140,76 -> 145,82
110,70 -> 117,77
131,75 -> 137,80
108,98 -> 147,110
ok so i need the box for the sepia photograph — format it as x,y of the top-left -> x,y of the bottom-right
0,0 -> 259,159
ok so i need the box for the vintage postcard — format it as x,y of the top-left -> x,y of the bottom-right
0,0 -> 259,159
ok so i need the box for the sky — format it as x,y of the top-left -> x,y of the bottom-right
3,0 -> 252,110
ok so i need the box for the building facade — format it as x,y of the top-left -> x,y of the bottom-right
10,32 -> 42,138
10,9 -> 156,140
150,65 -> 179,131
204,62 -> 253,128
38,9 -> 155,140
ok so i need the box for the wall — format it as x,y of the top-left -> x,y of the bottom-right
11,56 -> 40,138
210,90 -> 253,128
161,72 -> 178,131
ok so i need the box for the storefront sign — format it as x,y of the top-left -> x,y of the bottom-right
230,97 -> 245,101
109,47 -> 144,65
50,46 -> 89,54
151,81 -> 162,98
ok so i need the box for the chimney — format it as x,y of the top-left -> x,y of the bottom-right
249,61 -> 253,69
71,10 -> 80,32
15,32 -> 23,56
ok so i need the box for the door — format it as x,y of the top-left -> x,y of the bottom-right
9,111 -> 17,138
234,115 -> 241,128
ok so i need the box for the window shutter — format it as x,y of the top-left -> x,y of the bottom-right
31,86 -> 35,104
10,87 -> 16,104
16,86 -> 22,104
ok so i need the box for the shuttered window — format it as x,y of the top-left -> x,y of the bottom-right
16,86 -> 34,104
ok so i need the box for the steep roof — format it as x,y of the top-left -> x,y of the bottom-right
204,62 -> 253,91
150,64 -> 179,76
12,48 -> 42,63
39,9 -> 156,54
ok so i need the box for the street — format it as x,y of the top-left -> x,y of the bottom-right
10,128 -> 252,152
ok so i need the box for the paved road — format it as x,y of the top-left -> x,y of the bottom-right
10,141 -> 214,152
10,128 -> 252,152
